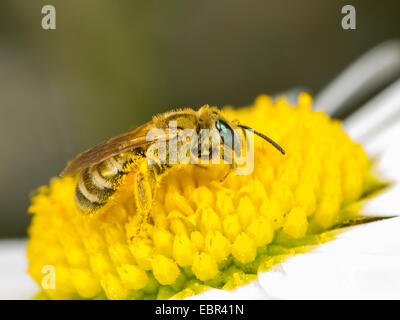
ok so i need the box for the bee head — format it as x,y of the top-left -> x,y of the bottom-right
197,105 -> 285,159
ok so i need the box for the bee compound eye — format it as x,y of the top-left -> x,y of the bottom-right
215,120 -> 233,147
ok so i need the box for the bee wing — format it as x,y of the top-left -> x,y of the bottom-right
60,122 -> 179,176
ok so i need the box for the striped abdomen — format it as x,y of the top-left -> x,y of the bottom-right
74,153 -> 134,213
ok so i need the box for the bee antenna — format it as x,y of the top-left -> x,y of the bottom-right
238,124 -> 285,155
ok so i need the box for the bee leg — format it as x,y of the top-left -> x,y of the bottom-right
193,164 -> 209,170
194,163 -> 233,183
219,166 -> 233,182
130,169 -> 156,241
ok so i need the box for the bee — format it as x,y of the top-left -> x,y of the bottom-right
60,105 -> 285,238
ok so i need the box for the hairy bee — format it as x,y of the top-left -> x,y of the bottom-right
61,105 -> 284,238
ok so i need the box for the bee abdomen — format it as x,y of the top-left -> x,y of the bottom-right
74,155 -> 127,213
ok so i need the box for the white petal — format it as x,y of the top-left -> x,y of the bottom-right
0,240 -> 38,300
257,217 -> 400,299
187,282 -> 271,300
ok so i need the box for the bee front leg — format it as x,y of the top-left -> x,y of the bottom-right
130,169 -> 156,241
219,165 -> 233,182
